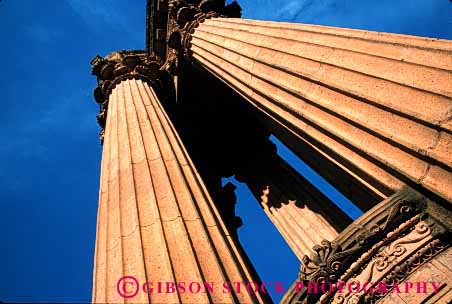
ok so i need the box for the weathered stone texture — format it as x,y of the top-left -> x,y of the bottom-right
238,154 -> 348,260
92,78 -> 270,303
281,187 -> 451,304
379,248 -> 452,304
189,18 -> 452,206
223,131 -> 352,261
90,7 -> 452,304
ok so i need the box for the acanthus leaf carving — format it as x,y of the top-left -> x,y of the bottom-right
300,240 -> 361,283
90,51 -> 163,143
163,0 -> 241,74
298,188 -> 428,297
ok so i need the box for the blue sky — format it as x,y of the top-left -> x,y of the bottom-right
1,0 -> 451,303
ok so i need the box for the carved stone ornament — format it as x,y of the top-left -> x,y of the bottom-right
367,238 -> 448,303
301,240 -> 362,283
328,220 -> 440,304
90,51 -> 163,143
299,189 -> 427,284
285,188 -> 451,304
163,0 -> 241,73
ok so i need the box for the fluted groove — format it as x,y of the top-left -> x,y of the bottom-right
192,47 -> 403,198
210,19 -> 452,76
141,81 -> 271,304
292,204 -> 337,241
264,199 -> 337,260
266,192 -> 339,259
92,78 -> 269,303
193,44 -> 451,201
107,87 -> 125,303
261,207 -> 303,256
280,206 -> 317,246
241,155 -> 343,260
189,18 -> 452,204
272,208 -> 313,258
130,80 -> 181,304
192,29 -> 451,162
140,83 -> 230,303
118,79 -> 149,304
142,81 -> 271,303
194,24 -> 452,130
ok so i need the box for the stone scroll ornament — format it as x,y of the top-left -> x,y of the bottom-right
90,51 -> 163,143
293,188 -> 451,304
300,240 -> 362,284
163,0 -> 242,74
299,194 -> 427,285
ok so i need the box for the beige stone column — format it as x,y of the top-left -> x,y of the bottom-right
250,179 -> 342,262
187,18 -> 452,207
235,142 -> 350,260
91,52 -> 270,304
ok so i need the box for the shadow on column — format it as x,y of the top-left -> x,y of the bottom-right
163,61 -> 362,297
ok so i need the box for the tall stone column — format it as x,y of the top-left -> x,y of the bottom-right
90,51 -> 270,304
179,17 -> 452,208
235,140 -> 351,260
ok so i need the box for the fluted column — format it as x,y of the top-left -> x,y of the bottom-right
235,141 -> 350,260
187,18 -> 452,207
91,52 -> 270,304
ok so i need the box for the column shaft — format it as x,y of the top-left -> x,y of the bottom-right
188,18 -> 452,206
239,154 -> 350,260
92,78 -> 269,303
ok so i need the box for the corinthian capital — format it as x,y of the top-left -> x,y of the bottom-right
91,51 -> 162,104
90,51 -> 163,143
163,0 -> 241,73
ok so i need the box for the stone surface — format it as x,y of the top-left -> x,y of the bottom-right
90,7 -> 452,304
189,17 -> 452,206
92,77 -> 270,303
396,252 -> 452,304
236,145 -> 349,260
281,188 -> 452,304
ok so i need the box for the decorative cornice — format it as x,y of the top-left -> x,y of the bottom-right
299,189 -> 427,284
368,237 -> 448,303
283,187 -> 451,304
90,51 -> 163,143
163,0 -> 241,74
327,219 -> 444,304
